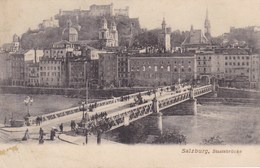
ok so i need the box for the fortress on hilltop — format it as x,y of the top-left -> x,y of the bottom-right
56,3 -> 129,17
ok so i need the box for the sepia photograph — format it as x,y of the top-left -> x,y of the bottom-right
0,0 -> 260,167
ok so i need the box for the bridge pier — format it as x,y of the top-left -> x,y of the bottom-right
157,112 -> 163,135
153,98 -> 163,134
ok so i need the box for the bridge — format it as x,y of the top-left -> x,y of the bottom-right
26,84 -> 213,133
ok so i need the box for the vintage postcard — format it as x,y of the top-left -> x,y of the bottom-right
0,0 -> 260,167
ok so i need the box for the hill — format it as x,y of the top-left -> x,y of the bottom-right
20,15 -> 141,49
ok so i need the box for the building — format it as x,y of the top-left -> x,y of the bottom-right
38,17 -> 59,29
117,52 -> 129,87
10,51 -> 26,86
0,52 -> 12,85
62,20 -> 78,43
99,17 -> 118,48
158,18 -> 171,52
221,48 -> 257,89
182,25 -> 210,53
196,53 -> 225,85
1,34 -> 20,52
56,3 -> 129,17
26,61 -> 40,86
129,53 -> 197,87
98,53 -> 118,87
65,52 -> 87,88
39,57 -> 65,87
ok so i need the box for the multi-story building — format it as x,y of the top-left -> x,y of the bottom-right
26,61 -> 40,86
117,52 -> 129,87
10,51 -> 26,86
129,53 -> 197,87
39,57 -> 65,87
1,34 -> 20,53
98,53 -> 118,87
196,53 -> 225,84
0,52 -> 12,85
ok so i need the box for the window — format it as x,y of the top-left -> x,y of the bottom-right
242,56 -> 244,59
209,56 -> 211,60
238,62 -> 240,66
137,66 -> 139,71
233,62 -> 235,65
155,66 -> 158,72
160,66 -> 163,69
225,57 -> 227,60
225,62 -> 227,65
167,66 -> 170,72
203,61 -> 206,65
143,66 -> 146,71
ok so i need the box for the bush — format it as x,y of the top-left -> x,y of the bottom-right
202,136 -> 224,145
118,122 -> 148,144
152,130 -> 186,144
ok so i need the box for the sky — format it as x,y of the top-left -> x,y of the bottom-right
1,0 -> 260,45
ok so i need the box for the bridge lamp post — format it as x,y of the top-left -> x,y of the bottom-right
24,96 -> 33,117
79,101 -> 87,121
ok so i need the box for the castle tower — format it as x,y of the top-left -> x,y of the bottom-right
110,20 -> 118,46
62,19 -> 78,42
158,18 -> 171,52
204,8 -> 211,38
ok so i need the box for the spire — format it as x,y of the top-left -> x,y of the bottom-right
204,7 -> 211,38
206,7 -> 209,20
162,17 -> 166,30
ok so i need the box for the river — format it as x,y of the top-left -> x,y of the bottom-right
105,102 -> 260,145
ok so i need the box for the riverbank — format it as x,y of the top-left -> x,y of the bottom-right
0,85 -> 149,99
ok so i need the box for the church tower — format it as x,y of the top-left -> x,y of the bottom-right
99,17 -> 110,48
158,18 -> 171,53
110,20 -> 118,47
204,8 -> 211,39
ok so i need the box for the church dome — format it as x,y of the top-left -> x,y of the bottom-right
62,20 -> 78,42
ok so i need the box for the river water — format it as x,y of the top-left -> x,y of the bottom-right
105,102 -> 260,145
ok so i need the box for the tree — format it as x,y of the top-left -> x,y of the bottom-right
118,122 -> 148,144
152,130 -> 186,144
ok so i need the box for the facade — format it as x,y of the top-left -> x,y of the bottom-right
222,49 -> 257,89
129,54 -> 197,87
99,17 -> 118,48
98,53 -> 118,87
117,52 -> 129,87
196,54 -> 225,84
26,61 -> 40,86
158,18 -> 171,52
39,57 -> 65,87
10,51 -> 26,86
0,52 -> 12,85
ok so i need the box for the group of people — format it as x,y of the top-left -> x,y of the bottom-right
120,95 -> 130,102
35,116 -> 43,126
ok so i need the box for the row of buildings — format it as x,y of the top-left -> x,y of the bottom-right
1,8 -> 260,90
